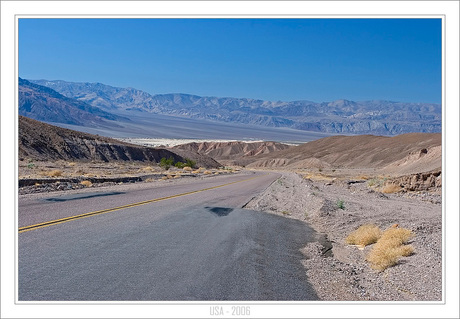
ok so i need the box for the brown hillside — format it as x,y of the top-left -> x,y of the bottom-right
246,133 -> 441,175
172,141 -> 292,163
18,116 -> 221,168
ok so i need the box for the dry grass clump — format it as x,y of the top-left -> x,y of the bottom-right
80,180 -> 92,187
345,224 -> 382,248
44,169 -> 63,177
382,183 -> 402,194
367,227 -> 415,271
183,166 -> 193,172
203,170 -> 212,175
160,176 -> 168,181
378,227 -> 414,246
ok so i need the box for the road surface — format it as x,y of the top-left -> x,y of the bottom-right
18,171 -> 319,301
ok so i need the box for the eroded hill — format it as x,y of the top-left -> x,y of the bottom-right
172,141 -> 292,165
241,133 -> 441,176
18,116 -> 221,168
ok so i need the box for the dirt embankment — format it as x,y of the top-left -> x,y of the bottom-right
245,171 -> 442,301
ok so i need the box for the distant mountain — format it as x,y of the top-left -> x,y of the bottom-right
30,79 -> 442,135
18,78 -> 128,126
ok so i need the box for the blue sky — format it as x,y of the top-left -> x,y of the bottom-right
19,18 -> 442,103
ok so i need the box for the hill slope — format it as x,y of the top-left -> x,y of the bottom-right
18,116 -> 221,168
172,141 -> 292,164
244,133 -> 441,175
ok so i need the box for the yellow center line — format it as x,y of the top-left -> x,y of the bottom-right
18,174 -> 265,233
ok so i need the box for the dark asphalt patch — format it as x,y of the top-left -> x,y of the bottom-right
44,191 -> 125,202
206,207 -> 234,217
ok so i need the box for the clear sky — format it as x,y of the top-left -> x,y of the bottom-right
19,18 -> 442,103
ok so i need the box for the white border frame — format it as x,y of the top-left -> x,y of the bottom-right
2,1 -> 459,318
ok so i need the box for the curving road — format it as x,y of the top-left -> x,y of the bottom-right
18,171 -> 319,301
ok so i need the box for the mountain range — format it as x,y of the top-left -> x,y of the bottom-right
21,78 -> 442,136
18,78 -> 128,126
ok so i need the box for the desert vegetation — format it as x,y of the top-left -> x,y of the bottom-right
159,157 -> 196,170
366,227 -> 415,271
346,224 -> 415,271
80,180 -> 92,187
345,224 -> 382,248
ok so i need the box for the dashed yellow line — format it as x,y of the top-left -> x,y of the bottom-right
18,174 -> 264,233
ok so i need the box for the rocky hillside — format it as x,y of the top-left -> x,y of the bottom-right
18,116 -> 221,168
244,133 -> 441,175
30,79 -> 441,135
172,141 -> 292,164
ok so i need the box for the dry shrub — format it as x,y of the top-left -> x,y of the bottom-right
160,176 -> 168,181
203,170 -> 212,175
45,170 -> 63,177
379,227 -> 414,245
382,183 -> 402,194
346,224 -> 382,247
142,166 -> 154,172
80,180 -> 92,187
367,227 -> 415,271
183,166 -> 193,172
174,175 -> 181,179
166,174 -> 174,179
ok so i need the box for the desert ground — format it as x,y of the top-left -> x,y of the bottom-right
245,170 -> 441,301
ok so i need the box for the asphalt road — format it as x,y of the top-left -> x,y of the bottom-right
18,171 -> 319,301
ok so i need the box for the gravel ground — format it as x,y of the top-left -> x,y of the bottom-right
245,171 -> 442,301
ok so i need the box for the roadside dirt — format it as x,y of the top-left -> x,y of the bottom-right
18,159 -> 239,195
244,171 -> 442,301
